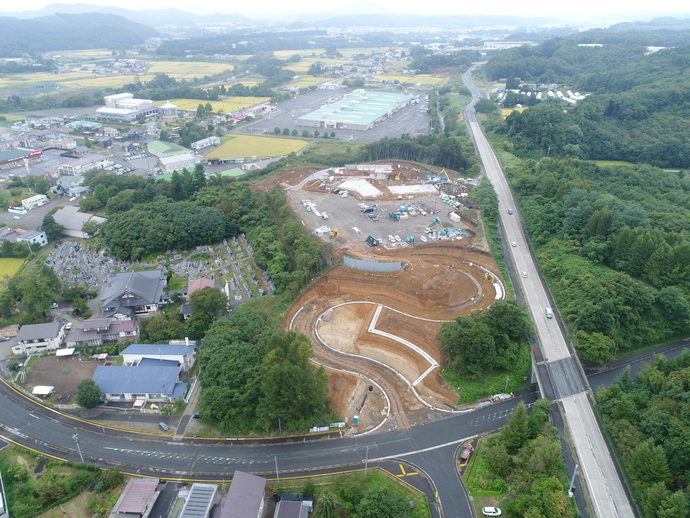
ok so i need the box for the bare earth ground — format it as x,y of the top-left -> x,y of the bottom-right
287,242 -> 503,433
23,356 -> 99,404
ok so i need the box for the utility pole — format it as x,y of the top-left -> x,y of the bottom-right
72,433 -> 84,463
275,456 -> 279,483
364,445 -> 369,479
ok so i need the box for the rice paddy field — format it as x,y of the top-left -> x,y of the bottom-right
0,71 -> 153,92
156,97 -> 270,112
147,61 -> 234,79
374,74 -> 445,85
285,76 -> 333,88
0,258 -> 25,278
208,135 -> 308,159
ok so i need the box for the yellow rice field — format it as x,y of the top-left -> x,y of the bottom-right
285,77 -> 333,88
208,135 -> 308,160
156,97 -> 270,113
501,107 -> 528,117
147,61 -> 234,79
0,258 -> 24,279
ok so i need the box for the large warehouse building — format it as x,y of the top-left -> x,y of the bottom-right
297,89 -> 414,131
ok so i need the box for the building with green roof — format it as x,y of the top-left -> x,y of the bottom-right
147,140 -> 192,158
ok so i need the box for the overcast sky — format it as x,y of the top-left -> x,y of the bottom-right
3,0 -> 690,21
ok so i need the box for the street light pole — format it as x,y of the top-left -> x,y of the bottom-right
274,455 -> 279,484
364,445 -> 369,479
72,433 -> 84,463
568,464 -> 579,498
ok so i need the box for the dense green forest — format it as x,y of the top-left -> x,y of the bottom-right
597,354 -> 690,516
198,311 -> 334,433
0,13 -> 157,57
483,33 -> 690,167
507,157 -> 690,363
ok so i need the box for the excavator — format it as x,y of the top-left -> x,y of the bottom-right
484,272 -> 495,282
329,228 -> 338,238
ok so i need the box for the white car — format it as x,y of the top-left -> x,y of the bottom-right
420,236 -> 427,242
13,216 -> 20,220
511,241 -> 516,247
482,507 -> 502,517
394,235 -> 401,242
388,235 -> 396,243
522,271 -> 528,278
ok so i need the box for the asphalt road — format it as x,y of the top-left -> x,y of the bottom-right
463,67 -> 634,518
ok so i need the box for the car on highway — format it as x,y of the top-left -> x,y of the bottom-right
507,209 -> 513,215
511,241 -> 516,247
522,271 -> 527,278
482,507 -> 502,517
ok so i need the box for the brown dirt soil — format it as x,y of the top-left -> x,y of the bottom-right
252,166 -> 321,192
23,356 -> 99,404
286,240 -> 503,433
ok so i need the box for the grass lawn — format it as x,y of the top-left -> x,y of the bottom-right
0,114 -> 25,123
303,139 -> 366,159
501,107 -> 528,117
0,258 -> 25,278
592,160 -> 636,167
210,135 -> 308,160
157,97 -> 270,113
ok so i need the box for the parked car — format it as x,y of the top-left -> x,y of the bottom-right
192,412 -> 201,419
394,235 -> 401,242
50,302 -> 58,308
12,216 -> 20,220
158,422 -> 170,431
482,507 -> 502,517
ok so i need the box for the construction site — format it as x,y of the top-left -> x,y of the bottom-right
281,162 -> 506,434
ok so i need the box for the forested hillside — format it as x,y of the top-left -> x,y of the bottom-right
597,354 -> 690,516
484,33 -> 690,167
0,13 -> 157,56
507,157 -> 690,363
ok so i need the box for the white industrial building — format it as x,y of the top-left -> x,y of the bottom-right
95,93 -> 159,121
190,136 -> 220,150
160,153 -> 198,174
21,194 -> 49,211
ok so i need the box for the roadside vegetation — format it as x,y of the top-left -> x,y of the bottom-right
440,300 -> 532,402
269,469 -> 429,518
0,446 -> 125,518
596,354 -> 690,517
464,400 -> 578,517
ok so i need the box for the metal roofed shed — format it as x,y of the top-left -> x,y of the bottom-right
112,477 -> 159,516
180,483 -> 217,518
55,348 -> 75,356
220,471 -> 266,518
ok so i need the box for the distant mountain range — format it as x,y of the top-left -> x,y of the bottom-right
0,12 -> 157,57
1,2 -> 556,30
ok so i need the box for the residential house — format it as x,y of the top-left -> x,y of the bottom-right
121,340 -> 196,372
220,471 -> 266,518
0,324 -> 20,339
100,269 -> 167,320
111,478 -> 160,517
0,227 -> 48,247
11,322 -> 66,355
92,364 -> 187,402
64,318 -> 139,347
273,495 -> 312,518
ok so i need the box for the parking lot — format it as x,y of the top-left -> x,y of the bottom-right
237,88 -> 430,143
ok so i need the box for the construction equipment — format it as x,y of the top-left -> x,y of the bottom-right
484,272 -> 495,282
329,228 -> 338,238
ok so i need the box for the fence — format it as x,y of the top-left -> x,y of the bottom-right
343,255 -> 402,272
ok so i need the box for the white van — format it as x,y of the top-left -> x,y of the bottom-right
545,308 -> 553,319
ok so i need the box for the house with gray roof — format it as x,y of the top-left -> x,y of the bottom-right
180,483 -> 217,518
92,364 -> 187,402
121,340 -> 196,372
64,318 -> 139,347
52,205 -> 106,238
12,322 -> 66,355
220,471 -> 266,518
100,269 -> 167,320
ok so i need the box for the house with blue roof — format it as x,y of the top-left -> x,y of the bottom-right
92,364 -> 187,402
121,340 -> 196,372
